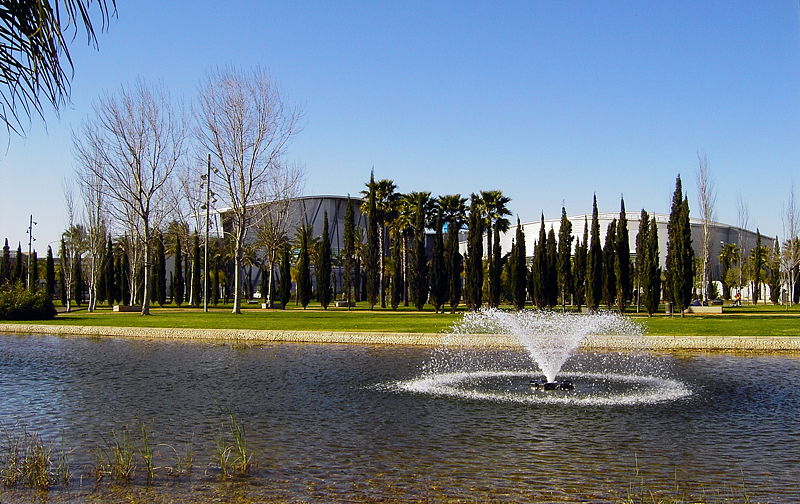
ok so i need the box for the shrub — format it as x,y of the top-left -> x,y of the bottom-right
0,283 -> 57,321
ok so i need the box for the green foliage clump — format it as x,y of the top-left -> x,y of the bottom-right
0,282 -> 56,320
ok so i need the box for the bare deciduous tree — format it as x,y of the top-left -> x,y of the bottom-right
60,181 -> 77,312
782,186 -> 800,305
196,66 -> 302,314
255,160 -> 305,306
73,80 -> 185,315
736,191 -> 749,299
75,144 -> 107,311
696,150 -> 716,301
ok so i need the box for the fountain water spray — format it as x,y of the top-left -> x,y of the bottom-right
391,308 -> 691,406
451,308 -> 643,383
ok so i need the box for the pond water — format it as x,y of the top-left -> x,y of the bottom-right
0,333 -> 798,503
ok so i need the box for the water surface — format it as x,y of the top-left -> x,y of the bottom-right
0,334 -> 798,502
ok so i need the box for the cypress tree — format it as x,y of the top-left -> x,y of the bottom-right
768,237 -> 781,304
191,233 -> 201,307
296,225 -> 312,309
343,197 -> 356,309
74,253 -> 84,306
30,251 -> 38,291
642,216 -> 661,315
211,255 -> 219,306
119,247 -> 130,305
260,264 -> 269,303
59,240 -> 67,307
602,219 -> 617,309
97,242 -> 108,305
751,230 -> 765,304
546,227 -> 558,308
557,207 -> 573,310
464,195 -> 484,310
574,217 -> 589,311
1,238 -> 10,284
45,246 -> 55,300
279,245 -> 291,308
15,243 -> 24,283
174,235 -> 184,307
429,210 -> 448,312
531,214 -> 547,309
512,218 -> 527,310
634,209 -> 649,312
586,195 -> 603,311
389,230 -> 402,310
364,173 -> 379,309
666,176 -> 694,315
155,232 -> 167,307
317,212 -> 332,309
489,225 -> 502,308
102,236 -> 119,306
615,198 -> 631,312
409,194 -> 428,310
446,216 -> 464,312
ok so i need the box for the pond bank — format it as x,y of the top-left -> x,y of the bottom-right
2,323 -> 800,351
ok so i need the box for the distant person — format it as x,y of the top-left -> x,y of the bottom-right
734,292 -> 742,307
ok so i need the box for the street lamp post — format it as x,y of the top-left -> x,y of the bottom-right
202,154 -> 218,312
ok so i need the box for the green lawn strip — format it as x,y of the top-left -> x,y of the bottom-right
9,307 -> 459,334
3,304 -> 799,337
637,315 -> 800,336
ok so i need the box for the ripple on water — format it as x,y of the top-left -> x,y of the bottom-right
391,369 -> 692,406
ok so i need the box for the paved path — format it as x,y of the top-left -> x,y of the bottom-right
2,323 -> 800,351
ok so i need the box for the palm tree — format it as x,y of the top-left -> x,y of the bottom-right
718,242 -> 740,300
361,177 -> 399,308
390,193 -> 416,306
480,190 -> 511,308
0,0 -> 116,134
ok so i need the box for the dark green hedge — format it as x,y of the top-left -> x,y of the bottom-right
0,283 -> 57,320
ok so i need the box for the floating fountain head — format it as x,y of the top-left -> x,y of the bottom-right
452,308 -> 643,383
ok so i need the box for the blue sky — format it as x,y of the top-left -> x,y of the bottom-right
1,1 -> 799,250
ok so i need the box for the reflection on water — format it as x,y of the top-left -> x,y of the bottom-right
0,334 -> 798,503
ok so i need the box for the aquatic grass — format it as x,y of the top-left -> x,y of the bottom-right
54,445 -> 71,486
212,432 -> 233,479
624,456 -> 755,504
138,422 -> 156,484
95,427 -> 136,484
0,431 -> 22,487
22,433 -> 53,490
0,429 -> 69,491
211,412 -> 255,479
228,412 -> 254,477
163,440 -> 194,477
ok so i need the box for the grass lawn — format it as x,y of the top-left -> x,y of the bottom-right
2,301 -> 799,337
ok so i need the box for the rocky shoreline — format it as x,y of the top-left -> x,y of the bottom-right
2,323 -> 800,352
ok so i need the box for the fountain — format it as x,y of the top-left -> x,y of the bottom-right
394,308 -> 692,406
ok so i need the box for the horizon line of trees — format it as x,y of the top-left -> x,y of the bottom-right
4,173 -> 800,314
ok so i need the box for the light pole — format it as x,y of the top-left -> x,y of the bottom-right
26,214 -> 37,289
202,154 -> 218,312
